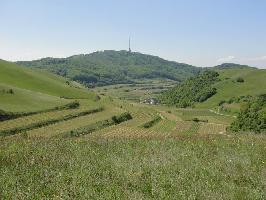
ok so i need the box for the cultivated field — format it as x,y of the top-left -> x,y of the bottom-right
0,95 -> 265,199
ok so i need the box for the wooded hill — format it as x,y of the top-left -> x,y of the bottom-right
160,71 -> 220,107
17,50 -> 200,86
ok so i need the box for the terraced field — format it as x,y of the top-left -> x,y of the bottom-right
27,109 -> 113,138
198,123 -> 227,135
0,108 -> 88,132
94,79 -> 177,102
1,90 -> 264,200
0,97 -> 232,141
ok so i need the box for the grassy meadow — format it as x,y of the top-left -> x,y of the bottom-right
0,134 -> 265,199
0,96 -> 265,199
0,60 -> 265,199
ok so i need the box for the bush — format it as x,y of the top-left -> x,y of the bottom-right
218,100 -> 226,106
1,89 -> 14,94
236,77 -> 244,83
94,95 -> 101,102
112,112 -> 132,124
142,116 -> 162,128
229,94 -> 266,133
0,110 -> 14,121
64,101 -> 80,109
192,118 -> 200,122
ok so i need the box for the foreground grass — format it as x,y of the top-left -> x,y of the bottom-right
0,135 -> 265,199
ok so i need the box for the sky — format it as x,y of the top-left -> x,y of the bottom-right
1,0 -> 266,68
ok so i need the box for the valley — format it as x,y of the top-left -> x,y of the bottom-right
2,0 -> 266,198
0,56 -> 265,199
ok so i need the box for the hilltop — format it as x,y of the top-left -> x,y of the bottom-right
212,63 -> 256,70
0,60 -> 95,112
17,50 -> 200,86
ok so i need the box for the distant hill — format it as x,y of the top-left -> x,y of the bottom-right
17,50 -> 201,86
0,60 -> 95,112
212,63 -> 256,70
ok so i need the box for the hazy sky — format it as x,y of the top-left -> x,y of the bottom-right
1,0 -> 266,68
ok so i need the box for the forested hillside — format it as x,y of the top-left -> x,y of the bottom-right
17,50 -> 200,86
160,71 -> 219,107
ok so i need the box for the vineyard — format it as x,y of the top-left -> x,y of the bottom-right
1,86 -> 265,199
0,97 -> 232,140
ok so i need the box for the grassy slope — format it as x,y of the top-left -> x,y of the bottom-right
0,83 -> 66,112
0,96 -> 265,199
0,60 -> 95,112
197,68 -> 266,108
0,136 -> 265,199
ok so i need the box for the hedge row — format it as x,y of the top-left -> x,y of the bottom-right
0,107 -> 104,136
0,101 -> 80,122
65,112 -> 133,137
141,115 -> 162,128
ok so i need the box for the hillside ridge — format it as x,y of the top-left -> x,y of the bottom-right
0,60 -> 95,112
16,50 -> 201,86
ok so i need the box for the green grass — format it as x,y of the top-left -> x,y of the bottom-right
0,66 -> 265,200
0,135 -> 265,199
0,83 -> 67,112
198,68 -> 266,108
0,60 -> 96,112
173,109 -> 234,125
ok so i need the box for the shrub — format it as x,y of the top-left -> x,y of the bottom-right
142,116 -> 162,128
236,77 -> 244,83
8,89 -> 14,94
112,112 -> 132,124
94,95 -> 101,101
229,94 -> 266,133
64,101 -> 80,109
218,100 -> 226,106
192,118 -> 200,122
